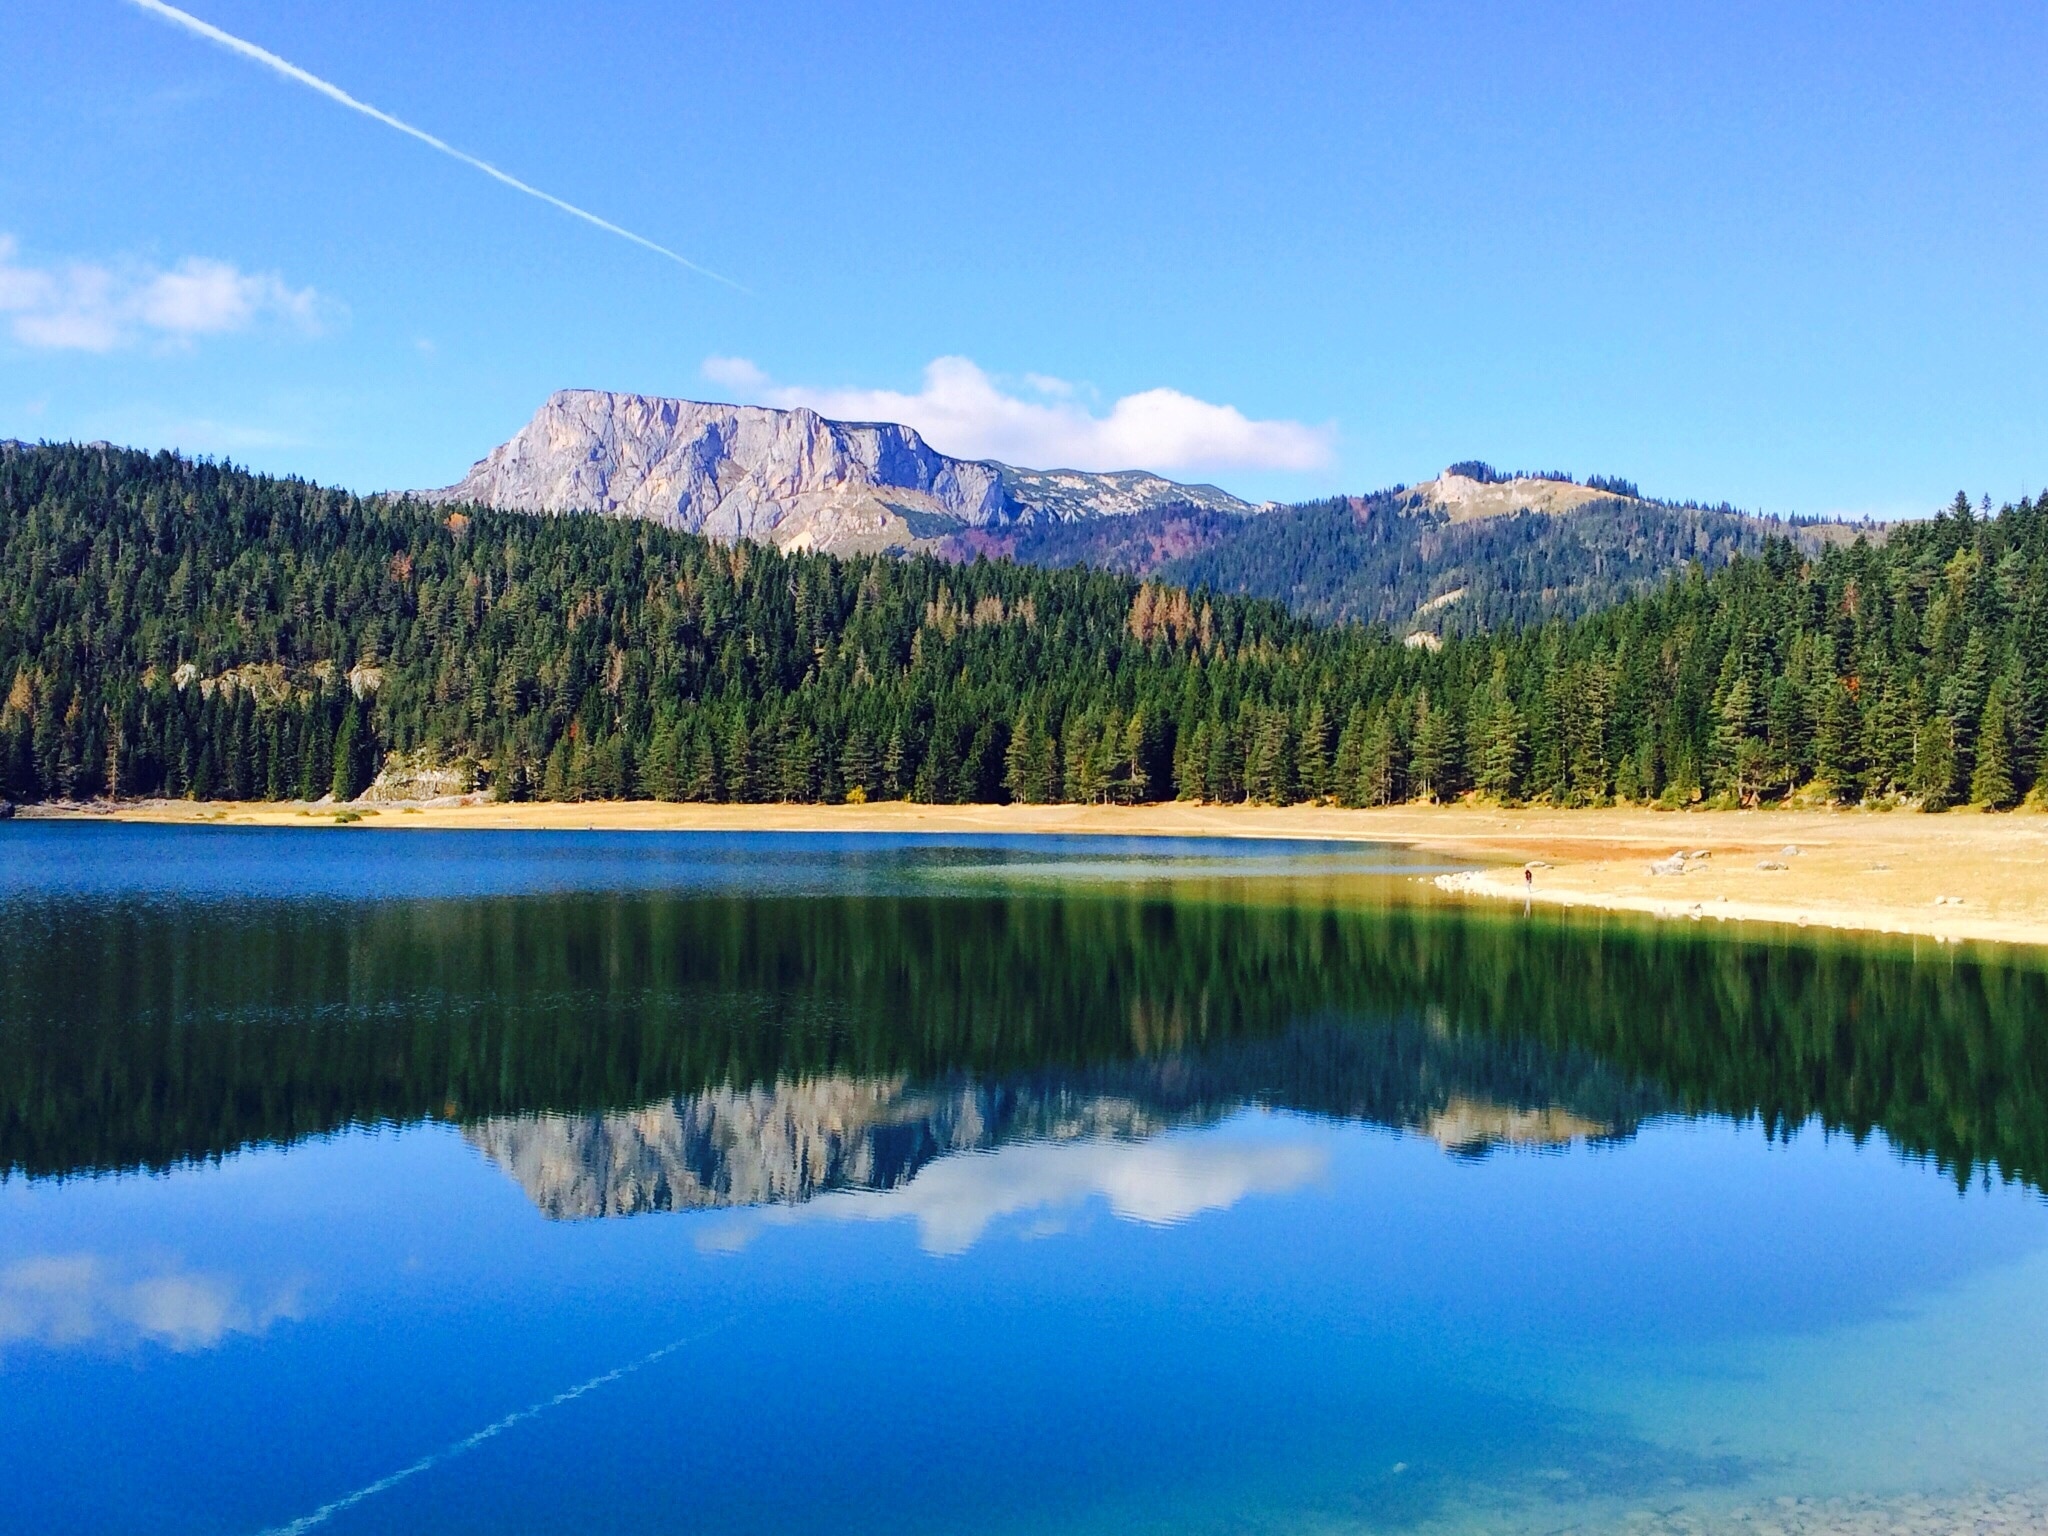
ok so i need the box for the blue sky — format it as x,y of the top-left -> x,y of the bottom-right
3,1 -> 2045,514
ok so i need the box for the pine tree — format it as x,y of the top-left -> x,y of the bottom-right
684,721 -> 723,802
1862,683 -> 1912,796
913,723 -> 959,804
1205,715 -> 1243,803
1410,692 -> 1456,802
726,716 -> 760,803
491,753 -> 531,803
881,727 -> 906,800
1713,674 -> 1765,804
1245,706 -> 1295,804
1971,687 -> 2017,808
1358,708 -> 1402,806
1331,705 -> 1366,807
541,737 -> 571,801
780,724 -> 820,803
841,728 -> 879,804
330,699 -> 368,802
1297,700 -> 1332,802
299,699 -> 333,801
1174,718 -> 1211,802
263,716 -> 286,800
1476,697 -> 1526,801
1119,709 -> 1158,803
1942,633 -> 1991,781
1815,680 -> 1865,801
566,734 -> 595,801
1063,711 -> 1106,804
1565,660 -> 1614,804
1911,716 -> 1957,808
962,722 -> 1003,803
642,723 -> 684,801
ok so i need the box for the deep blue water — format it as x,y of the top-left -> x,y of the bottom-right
2,824 -> 2045,1535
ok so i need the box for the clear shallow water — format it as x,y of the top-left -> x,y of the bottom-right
2,824 -> 2046,1535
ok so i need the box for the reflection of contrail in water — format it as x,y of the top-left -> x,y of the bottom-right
122,0 -> 743,290
254,1322 -> 729,1536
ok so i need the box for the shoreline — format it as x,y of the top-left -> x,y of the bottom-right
20,797 -> 2048,950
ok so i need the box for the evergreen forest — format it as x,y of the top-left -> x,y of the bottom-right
951,485 -> 1855,632
1157,491 -> 1857,632
2,441 -> 2045,812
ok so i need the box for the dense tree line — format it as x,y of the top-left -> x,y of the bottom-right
10,872 -> 2043,1195
2,441 -> 2045,811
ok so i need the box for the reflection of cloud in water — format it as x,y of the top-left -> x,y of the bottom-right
707,1127 -> 1328,1256
0,1253 -> 302,1354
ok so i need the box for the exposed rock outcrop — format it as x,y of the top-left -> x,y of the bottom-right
1415,467 -> 1642,522
416,390 -> 1251,556
362,748 -> 474,804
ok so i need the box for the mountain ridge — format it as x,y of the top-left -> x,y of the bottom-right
417,389 -> 1253,555
415,390 -> 1881,630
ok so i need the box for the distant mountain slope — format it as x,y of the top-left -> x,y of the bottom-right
939,501 -> 1248,573
1166,491 -> 1873,633
961,467 -> 1879,634
415,397 -> 1876,633
417,390 -> 1251,556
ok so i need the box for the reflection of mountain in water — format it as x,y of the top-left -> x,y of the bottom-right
468,1077 -> 1176,1219
471,1019 -> 1666,1219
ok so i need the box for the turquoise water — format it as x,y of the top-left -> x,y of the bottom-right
2,824 -> 2046,1535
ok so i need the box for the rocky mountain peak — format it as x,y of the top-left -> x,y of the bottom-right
417,389 -> 1253,556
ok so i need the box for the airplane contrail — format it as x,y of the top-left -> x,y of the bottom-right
252,1320 -> 731,1536
123,0 -> 742,290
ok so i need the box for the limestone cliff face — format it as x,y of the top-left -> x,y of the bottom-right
418,390 -> 1251,557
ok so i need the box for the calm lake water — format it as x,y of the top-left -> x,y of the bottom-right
4,824 -> 2047,1536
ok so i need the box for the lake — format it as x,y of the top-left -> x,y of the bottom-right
3,824 -> 2046,1535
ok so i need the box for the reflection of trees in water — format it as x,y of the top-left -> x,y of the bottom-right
3,889 -> 2045,1192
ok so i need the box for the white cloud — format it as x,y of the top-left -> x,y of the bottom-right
700,354 -> 770,394
0,1252 -> 303,1355
1021,372 -> 1076,399
0,234 -> 327,352
700,354 -> 1335,475
704,1126 -> 1329,1257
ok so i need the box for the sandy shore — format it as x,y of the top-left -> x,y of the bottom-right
30,797 -> 2048,950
